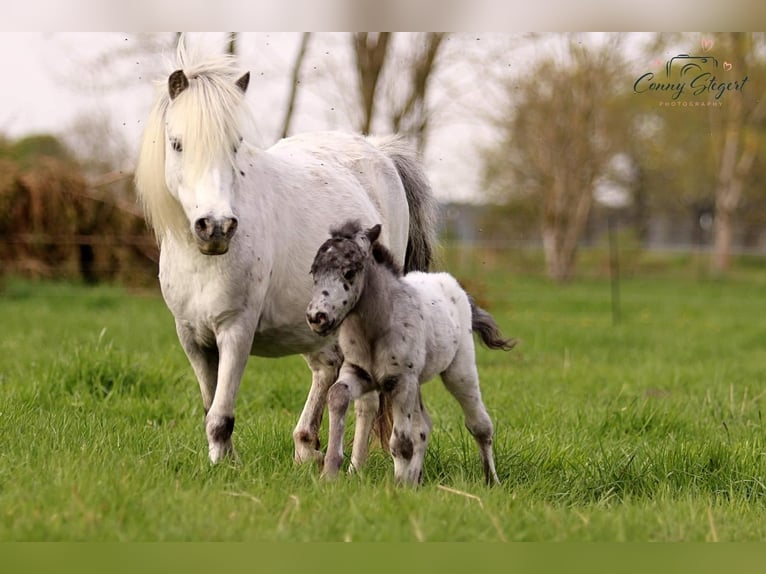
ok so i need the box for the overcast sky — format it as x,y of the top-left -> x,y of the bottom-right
0,32 -> 662,203
0,32 -> 521,202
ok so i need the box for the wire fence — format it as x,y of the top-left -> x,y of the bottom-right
2,234 -> 765,292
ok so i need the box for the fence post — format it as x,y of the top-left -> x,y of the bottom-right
608,213 -> 621,325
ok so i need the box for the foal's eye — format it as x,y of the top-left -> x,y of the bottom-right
171,139 -> 183,153
343,269 -> 356,281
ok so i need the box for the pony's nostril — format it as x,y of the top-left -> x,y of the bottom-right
194,217 -> 237,242
222,217 -> 238,239
194,217 -> 214,240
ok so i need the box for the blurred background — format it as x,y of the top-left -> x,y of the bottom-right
1,32 -> 765,287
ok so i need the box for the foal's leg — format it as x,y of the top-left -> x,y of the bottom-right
349,391 -> 379,473
387,375 -> 421,485
323,364 -> 377,478
408,388 -> 432,485
293,343 -> 342,464
441,345 -> 500,485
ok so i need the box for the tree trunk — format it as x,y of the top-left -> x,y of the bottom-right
352,32 -> 391,134
712,114 -> 757,275
280,33 -> 312,139
226,33 -> 237,55
712,206 -> 733,273
390,33 -> 445,152
711,33 -> 758,275
542,165 -> 594,282
542,225 -> 569,282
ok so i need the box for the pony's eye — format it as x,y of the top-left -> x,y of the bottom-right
171,139 -> 183,153
343,269 -> 356,281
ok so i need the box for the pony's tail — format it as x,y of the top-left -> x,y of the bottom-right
373,136 -> 438,272
470,296 -> 516,351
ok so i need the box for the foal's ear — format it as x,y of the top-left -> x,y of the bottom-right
236,72 -> 251,93
168,70 -> 189,100
366,224 -> 382,244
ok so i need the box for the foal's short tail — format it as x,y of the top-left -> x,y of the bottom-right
469,296 -> 516,351
372,136 -> 438,273
375,297 -> 515,453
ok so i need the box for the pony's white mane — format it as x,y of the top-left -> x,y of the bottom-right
135,37 -> 252,241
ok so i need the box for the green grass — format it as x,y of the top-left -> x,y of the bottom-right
1,251 -> 766,541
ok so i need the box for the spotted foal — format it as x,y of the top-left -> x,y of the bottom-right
306,221 -> 514,485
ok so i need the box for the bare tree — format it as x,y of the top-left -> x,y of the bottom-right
710,33 -> 766,274
50,33 -> 177,92
389,33 -> 446,151
483,35 -> 627,282
352,32 -> 392,134
280,33 -> 312,139
227,32 -> 238,55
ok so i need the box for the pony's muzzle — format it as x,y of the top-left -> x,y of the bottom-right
306,310 -> 334,335
194,216 -> 238,255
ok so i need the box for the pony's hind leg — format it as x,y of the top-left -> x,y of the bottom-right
441,349 -> 500,485
294,344 -> 342,465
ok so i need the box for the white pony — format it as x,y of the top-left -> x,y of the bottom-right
135,39 -> 437,464
306,221 -> 514,485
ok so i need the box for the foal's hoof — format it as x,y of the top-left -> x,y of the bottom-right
321,464 -> 343,481
294,448 -> 324,467
208,441 -> 237,464
320,454 -> 344,480
486,474 -> 501,487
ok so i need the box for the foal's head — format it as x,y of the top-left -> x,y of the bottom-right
306,221 -> 382,336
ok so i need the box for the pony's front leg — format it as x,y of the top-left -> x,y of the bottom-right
177,322 -> 219,413
205,322 -> 254,463
294,344 -> 342,464
324,364 -> 377,478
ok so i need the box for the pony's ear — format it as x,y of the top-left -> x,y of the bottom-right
168,70 -> 189,100
235,72 -> 250,93
366,224 -> 382,244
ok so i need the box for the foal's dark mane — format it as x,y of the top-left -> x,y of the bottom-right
326,220 -> 403,277
371,242 -> 402,277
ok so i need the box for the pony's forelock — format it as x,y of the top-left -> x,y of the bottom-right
134,40 -> 252,241
169,44 -> 251,182
135,94 -> 187,241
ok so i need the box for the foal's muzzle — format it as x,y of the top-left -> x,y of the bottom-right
194,216 -> 238,255
306,310 -> 335,336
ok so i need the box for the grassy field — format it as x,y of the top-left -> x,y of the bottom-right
1,249 -> 766,541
